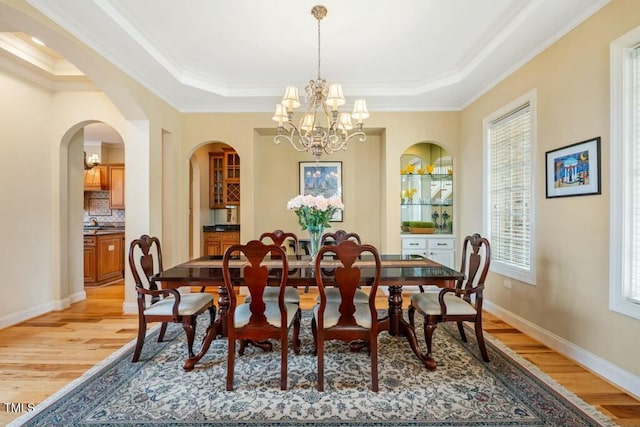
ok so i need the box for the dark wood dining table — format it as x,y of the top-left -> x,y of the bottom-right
152,254 -> 464,371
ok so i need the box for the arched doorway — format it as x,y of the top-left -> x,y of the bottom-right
189,141 -> 240,259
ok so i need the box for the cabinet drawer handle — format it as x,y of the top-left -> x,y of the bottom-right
409,243 -> 419,246
436,243 -> 447,246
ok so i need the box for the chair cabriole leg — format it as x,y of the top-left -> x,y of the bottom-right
183,321 -> 197,358
157,322 -> 168,342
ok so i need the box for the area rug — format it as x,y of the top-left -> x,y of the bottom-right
11,313 -> 618,427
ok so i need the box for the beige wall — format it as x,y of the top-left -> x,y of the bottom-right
459,0 -> 640,378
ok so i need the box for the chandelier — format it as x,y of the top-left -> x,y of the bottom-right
272,5 -> 368,162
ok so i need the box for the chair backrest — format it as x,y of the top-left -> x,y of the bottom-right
223,240 -> 289,327
320,230 -> 361,246
259,229 -> 299,256
128,234 -> 163,305
458,233 -> 491,301
315,240 -> 381,328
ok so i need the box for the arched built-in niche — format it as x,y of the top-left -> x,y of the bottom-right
399,142 -> 455,267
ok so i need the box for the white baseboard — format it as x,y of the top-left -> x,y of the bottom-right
484,299 -> 640,400
0,299 -> 59,329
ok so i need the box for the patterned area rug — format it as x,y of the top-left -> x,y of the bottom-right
12,313 -> 618,427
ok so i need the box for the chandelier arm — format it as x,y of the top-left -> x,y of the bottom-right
275,124 -> 310,152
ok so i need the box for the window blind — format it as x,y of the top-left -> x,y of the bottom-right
630,45 -> 640,303
489,104 -> 532,272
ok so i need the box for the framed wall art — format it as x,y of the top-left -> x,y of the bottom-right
545,137 -> 601,198
299,161 -> 343,221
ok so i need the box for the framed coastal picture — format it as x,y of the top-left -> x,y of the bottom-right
299,161 -> 343,221
545,137 -> 601,198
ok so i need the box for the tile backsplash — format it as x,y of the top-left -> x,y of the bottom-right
84,191 -> 125,223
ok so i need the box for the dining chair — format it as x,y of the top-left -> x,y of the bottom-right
238,230 -> 302,355
128,234 -> 216,363
257,229 -> 302,303
312,240 -> 382,392
223,240 -> 301,391
320,229 -> 361,246
408,233 -> 491,363
318,230 -> 368,304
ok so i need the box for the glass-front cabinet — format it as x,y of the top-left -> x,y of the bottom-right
400,144 -> 453,233
400,143 -> 455,268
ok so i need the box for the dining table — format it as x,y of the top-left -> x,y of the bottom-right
152,254 -> 464,372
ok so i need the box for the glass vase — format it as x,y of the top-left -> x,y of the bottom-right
307,224 -> 324,261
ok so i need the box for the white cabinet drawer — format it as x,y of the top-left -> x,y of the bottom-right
428,238 -> 454,250
402,238 -> 427,249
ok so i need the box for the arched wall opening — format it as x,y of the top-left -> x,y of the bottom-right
188,141 -> 240,258
58,121 -> 125,305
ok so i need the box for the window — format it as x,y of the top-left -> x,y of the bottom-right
483,91 -> 536,284
610,27 -> 640,319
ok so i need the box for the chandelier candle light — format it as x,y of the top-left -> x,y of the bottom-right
287,194 -> 344,260
272,5 -> 369,163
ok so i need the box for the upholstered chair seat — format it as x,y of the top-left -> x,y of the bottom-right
319,287 -> 369,304
410,292 -> 477,316
234,302 -> 300,328
313,301 -> 372,329
245,287 -> 300,304
143,293 -> 214,317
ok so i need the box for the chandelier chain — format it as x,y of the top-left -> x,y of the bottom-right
317,16 -> 321,80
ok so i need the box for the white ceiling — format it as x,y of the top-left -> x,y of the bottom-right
10,0 -> 610,112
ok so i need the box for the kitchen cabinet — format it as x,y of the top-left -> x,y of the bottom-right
108,165 -> 125,209
84,232 -> 124,285
209,153 -> 224,208
203,231 -> 239,256
83,165 -> 108,191
83,236 -> 97,283
209,149 -> 240,208
401,235 -> 456,269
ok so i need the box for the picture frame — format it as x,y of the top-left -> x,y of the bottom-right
545,137 -> 601,198
299,161 -> 343,221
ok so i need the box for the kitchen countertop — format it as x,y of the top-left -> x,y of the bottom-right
203,224 -> 240,232
83,229 -> 125,236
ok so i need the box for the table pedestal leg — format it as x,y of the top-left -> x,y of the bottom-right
377,285 -> 437,370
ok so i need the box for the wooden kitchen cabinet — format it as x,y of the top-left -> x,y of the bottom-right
209,149 -> 240,208
223,149 -> 240,205
83,165 -> 108,191
109,165 -> 125,209
203,231 -> 239,256
83,236 -> 97,283
84,232 -> 124,285
209,153 -> 224,208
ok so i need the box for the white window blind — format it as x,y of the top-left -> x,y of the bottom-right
488,104 -> 532,276
630,45 -> 640,303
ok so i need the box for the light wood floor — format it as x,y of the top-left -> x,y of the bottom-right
1,283 -> 639,426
